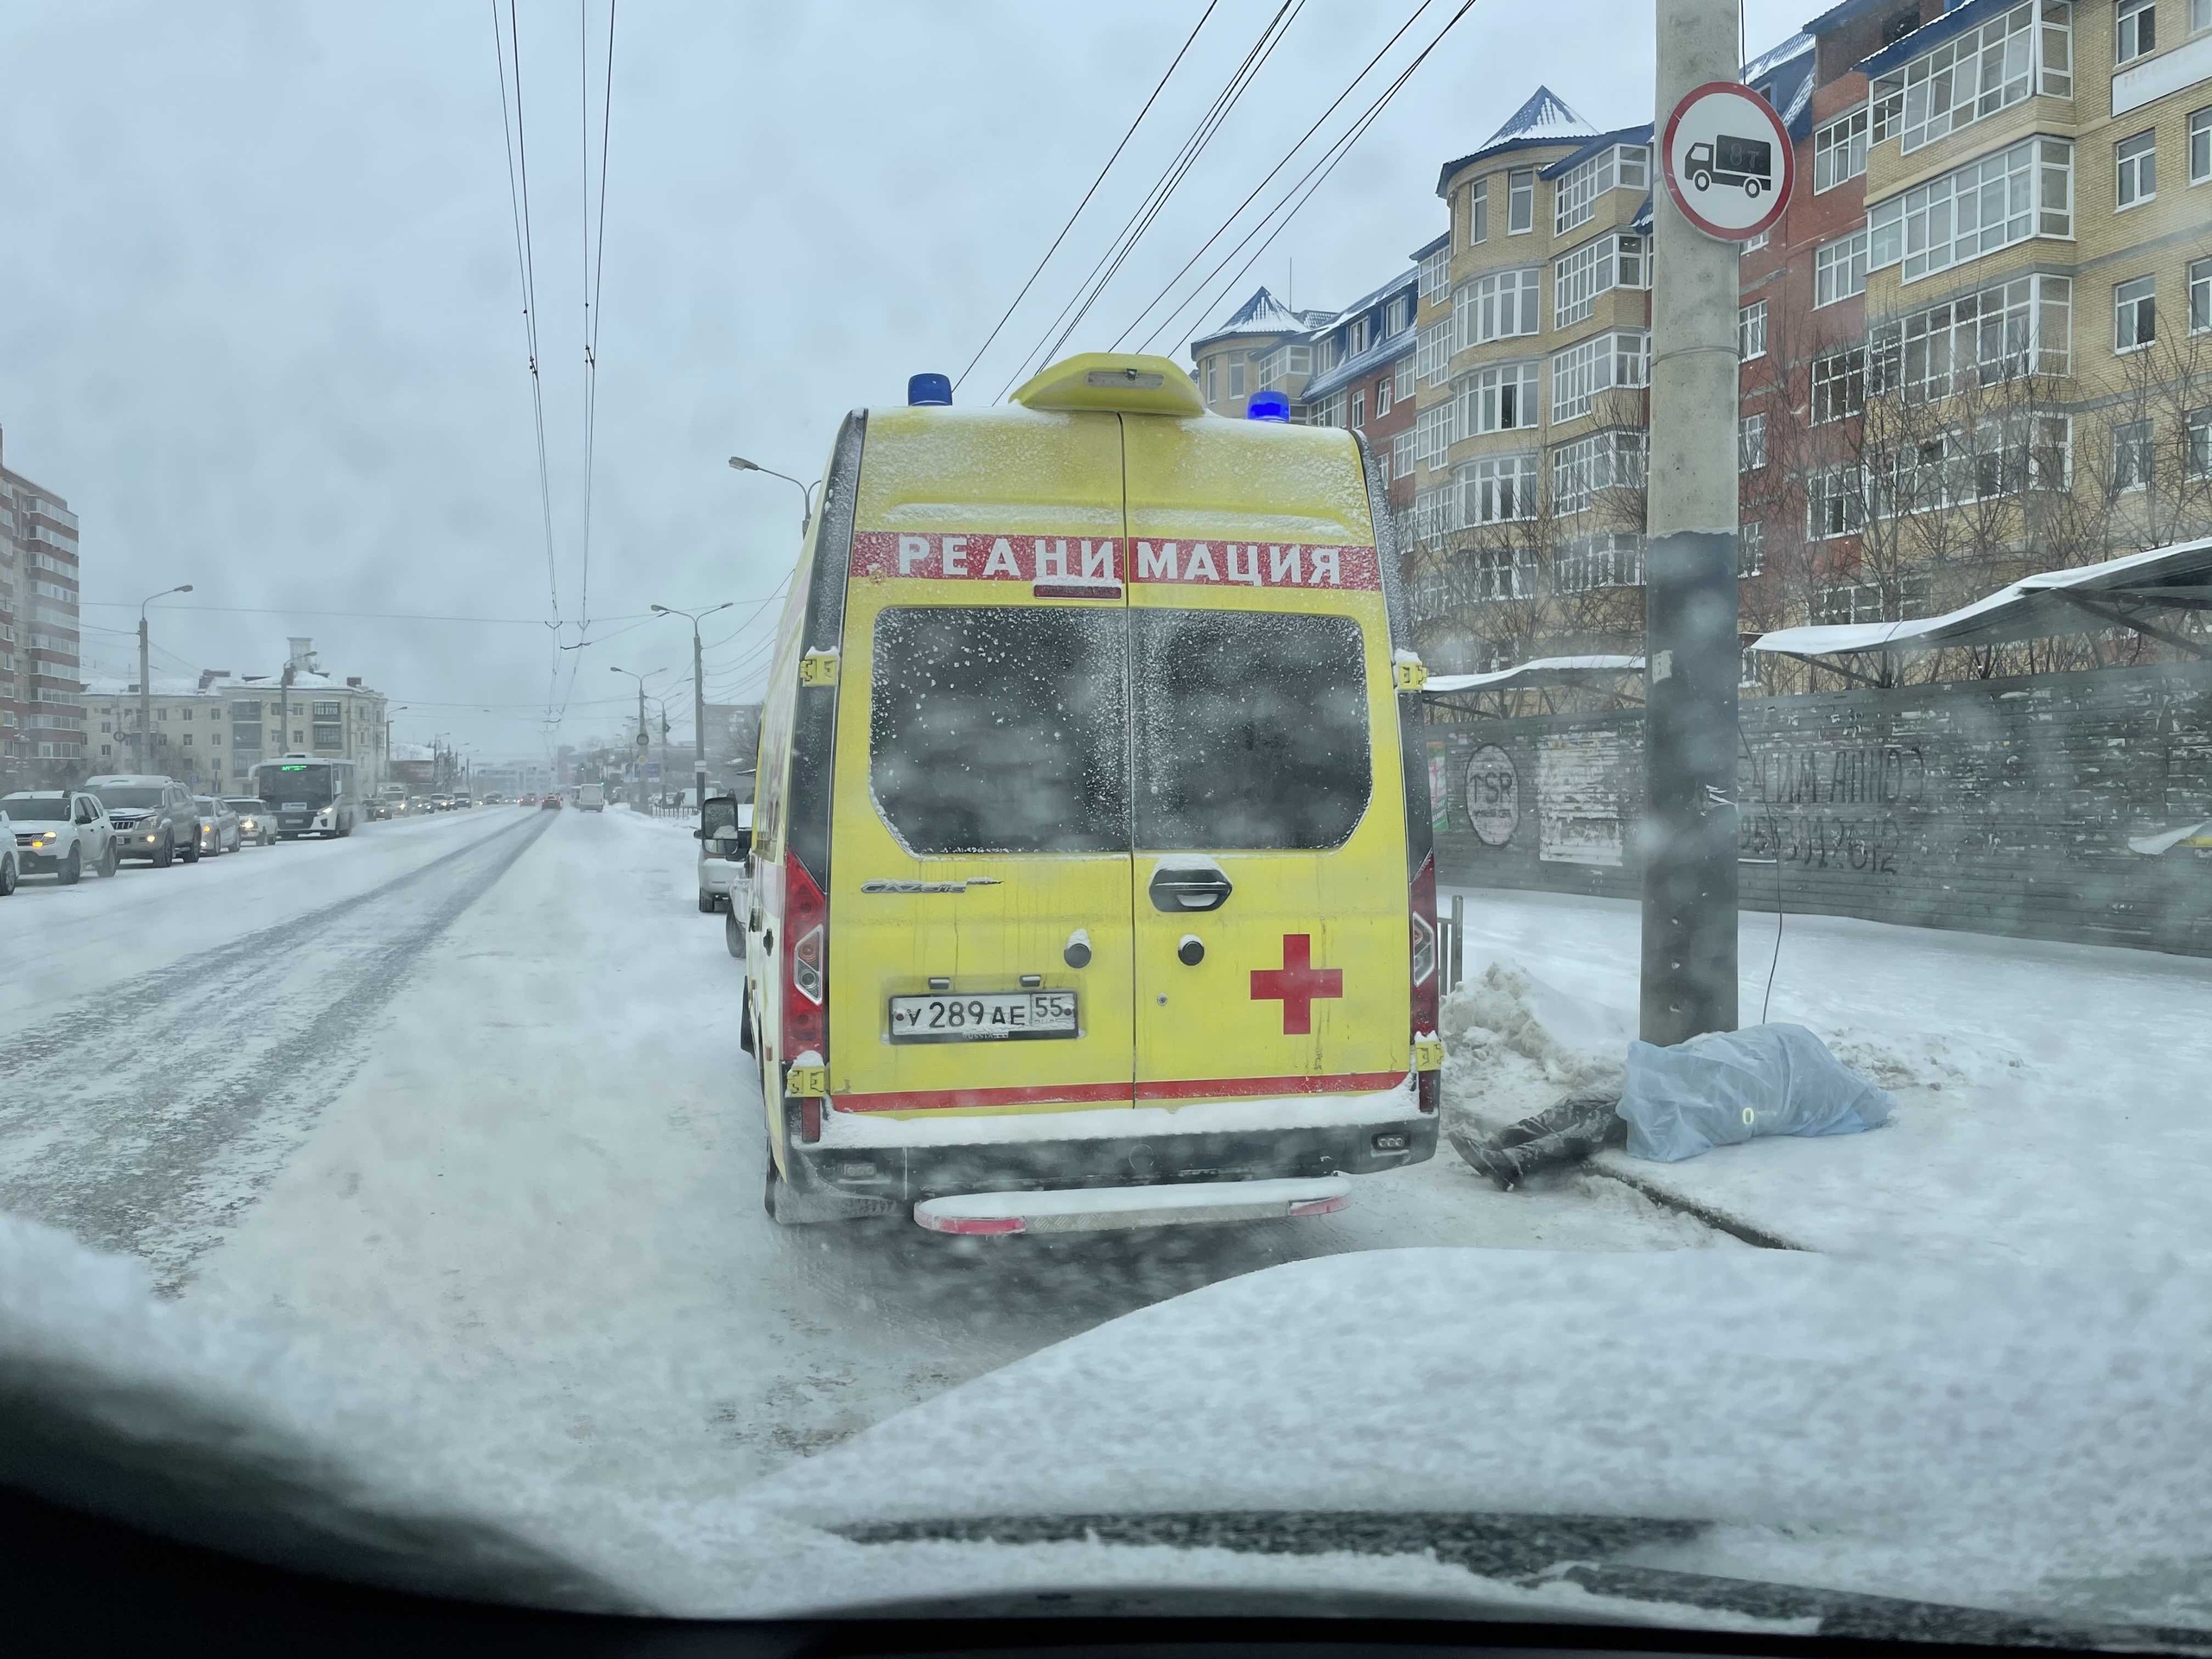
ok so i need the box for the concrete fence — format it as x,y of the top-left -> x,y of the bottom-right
1422,659 -> 2212,957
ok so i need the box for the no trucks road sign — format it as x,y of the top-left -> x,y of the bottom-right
1661,80 -> 1793,241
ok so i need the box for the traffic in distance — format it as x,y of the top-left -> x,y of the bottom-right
1,754 -> 543,893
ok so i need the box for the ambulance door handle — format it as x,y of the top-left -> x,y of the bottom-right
1147,863 -> 1232,913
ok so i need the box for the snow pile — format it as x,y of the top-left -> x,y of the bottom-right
1439,961 -> 1631,1139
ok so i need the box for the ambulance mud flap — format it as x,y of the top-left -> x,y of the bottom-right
913,1176 -> 1351,1236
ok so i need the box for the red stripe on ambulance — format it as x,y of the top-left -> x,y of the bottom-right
849,531 -> 1379,591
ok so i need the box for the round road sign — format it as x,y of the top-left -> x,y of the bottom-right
1660,79 -> 1793,242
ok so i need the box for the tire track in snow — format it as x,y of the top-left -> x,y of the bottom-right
0,811 -> 555,1291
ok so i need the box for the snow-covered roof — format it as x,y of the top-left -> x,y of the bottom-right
1539,124 -> 1654,181
1424,654 -> 1644,696
79,668 -> 378,699
1859,0 -> 2010,78
1746,32 -> 1818,138
391,741 -> 436,763
1741,29 -> 1815,86
1750,537 -> 2212,658
1434,86 -> 1598,194
1190,286 -> 1338,350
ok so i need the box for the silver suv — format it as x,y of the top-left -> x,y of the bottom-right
83,775 -> 200,868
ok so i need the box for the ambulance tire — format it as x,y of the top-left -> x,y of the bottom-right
725,908 -> 745,959
739,985 -> 755,1055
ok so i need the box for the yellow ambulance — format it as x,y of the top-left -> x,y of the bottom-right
741,353 -> 1442,1233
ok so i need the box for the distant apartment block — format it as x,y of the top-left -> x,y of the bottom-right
0,456 -> 85,777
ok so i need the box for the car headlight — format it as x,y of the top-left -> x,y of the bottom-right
146,833 -> 158,842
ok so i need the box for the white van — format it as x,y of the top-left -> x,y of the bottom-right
577,782 -> 606,812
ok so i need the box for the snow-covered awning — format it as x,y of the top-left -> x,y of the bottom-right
1423,654 -> 1644,697
1748,538 -> 2212,661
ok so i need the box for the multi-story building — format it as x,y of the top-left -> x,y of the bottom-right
1249,265 -> 1421,524
0,457 -> 86,780
82,638 -> 390,792
1190,286 -> 1337,417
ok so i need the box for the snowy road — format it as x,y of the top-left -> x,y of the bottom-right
1,810 -> 553,1288
0,805 -> 1713,1503
10,801 -> 2205,1504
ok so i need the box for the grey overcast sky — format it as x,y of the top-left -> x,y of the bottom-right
2,0 -> 1805,763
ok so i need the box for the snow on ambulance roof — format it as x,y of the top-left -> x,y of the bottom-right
746,1245 -> 2212,1635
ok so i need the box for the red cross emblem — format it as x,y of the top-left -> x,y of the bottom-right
1249,934 -> 1344,1035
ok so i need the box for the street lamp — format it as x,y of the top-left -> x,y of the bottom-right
609,665 -> 664,810
652,601 -> 734,815
137,584 -> 193,770
728,454 -> 819,532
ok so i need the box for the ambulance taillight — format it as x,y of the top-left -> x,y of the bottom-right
782,853 -> 829,1141
1409,850 -> 1441,1114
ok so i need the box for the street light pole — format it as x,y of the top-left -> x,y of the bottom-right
137,584 -> 193,772
1641,0 -> 1743,1045
652,601 -> 734,817
609,666 -> 660,811
727,455 -> 819,535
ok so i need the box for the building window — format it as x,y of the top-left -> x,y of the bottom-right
1738,413 -> 1767,472
1351,391 -> 1367,429
1467,176 -> 1489,245
2186,407 -> 2212,478
1412,399 -> 1460,469
2115,0 -> 2156,65
2190,257 -> 2212,335
1376,379 -> 1392,417
1205,359 -> 1217,403
1416,320 -> 1452,385
1554,233 -> 1649,328
2115,130 -> 2158,210
1550,429 -> 1646,514
1867,137 -> 2072,285
1808,465 -> 1866,539
1554,143 -> 1649,237
1507,167 -> 1535,234
2115,275 -> 2157,352
1392,430 -> 1414,479
1738,300 -> 1767,360
1459,268 -> 1541,347
1395,356 -> 1414,401
2192,107 -> 2211,185
1471,546 -> 1537,600
1228,355 -> 1247,397
1550,330 -> 1650,423
1814,105 -> 1870,193
2113,419 -> 2154,491
1742,228 -> 1768,253
1464,360 -> 1541,435
1419,244 -> 1451,303
1738,520 -> 1765,576
1878,0 -> 2071,156
1869,272 -> 2072,400
1465,454 -> 1539,524
1814,228 -> 1869,307
1812,346 -> 1866,424
1814,574 -> 1932,625
1555,533 -> 1644,594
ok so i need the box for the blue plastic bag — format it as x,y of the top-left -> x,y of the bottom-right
1617,1023 -> 1895,1164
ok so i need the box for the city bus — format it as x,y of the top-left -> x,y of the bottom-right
250,755 -> 362,839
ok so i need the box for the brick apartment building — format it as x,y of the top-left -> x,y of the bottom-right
0,454 -> 85,781
1189,0 -> 2212,693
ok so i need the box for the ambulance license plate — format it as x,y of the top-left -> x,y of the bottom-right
888,991 -> 1077,1042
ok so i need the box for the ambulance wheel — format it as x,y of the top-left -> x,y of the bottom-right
725,908 -> 745,959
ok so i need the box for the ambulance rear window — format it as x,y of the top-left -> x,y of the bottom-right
869,606 -> 1130,855
1132,609 -> 1370,850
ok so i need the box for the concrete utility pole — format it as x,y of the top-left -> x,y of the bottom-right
651,601 -> 734,815
1642,0 -> 1743,1045
137,584 -> 192,772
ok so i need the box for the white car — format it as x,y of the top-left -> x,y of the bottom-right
696,798 -> 753,955
1,790 -> 120,884
0,809 -> 14,896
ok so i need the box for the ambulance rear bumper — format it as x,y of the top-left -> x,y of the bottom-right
789,1103 -> 1436,1205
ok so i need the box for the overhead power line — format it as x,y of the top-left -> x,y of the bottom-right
577,0 -> 618,633
1003,0 -> 1305,397
1141,0 -> 1479,357
1112,0 -> 1441,353
492,0 -> 562,623
952,0 -> 1220,394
